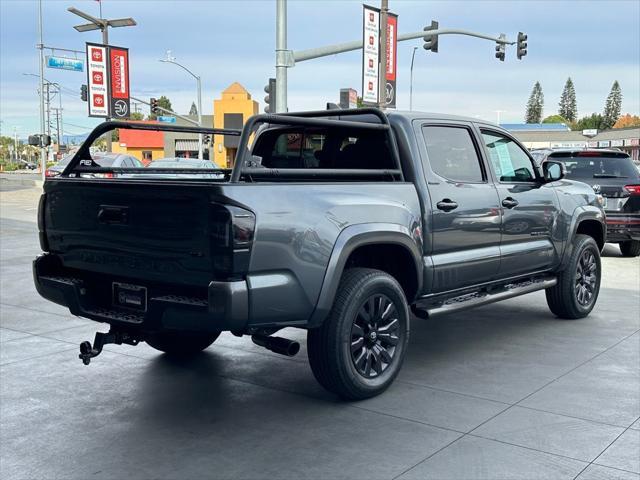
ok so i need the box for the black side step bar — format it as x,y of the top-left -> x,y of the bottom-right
413,276 -> 557,318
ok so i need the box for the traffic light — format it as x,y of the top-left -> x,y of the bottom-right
150,97 -> 159,115
495,34 -> 506,61
203,134 -> 211,145
517,32 -> 528,60
264,78 -> 276,113
423,20 -> 439,53
80,84 -> 87,102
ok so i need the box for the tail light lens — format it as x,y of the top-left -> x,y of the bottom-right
38,194 -> 49,251
624,185 -> 640,195
45,169 -> 58,177
209,204 -> 256,279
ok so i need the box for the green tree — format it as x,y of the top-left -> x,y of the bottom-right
542,114 -> 568,124
130,111 -> 144,121
573,113 -> 605,131
602,80 -> 622,129
524,81 -> 544,123
148,95 -> 173,120
558,77 -> 577,122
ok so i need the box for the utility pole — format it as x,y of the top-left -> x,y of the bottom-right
37,0 -> 46,180
378,0 -> 388,109
275,0 -> 288,113
67,6 -> 137,151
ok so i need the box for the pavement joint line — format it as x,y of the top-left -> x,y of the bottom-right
1,301 -> 79,320
466,431 -> 607,465
348,404 -> 467,436
513,404 -> 638,431
0,345 -> 79,367
575,423 -> 640,479
390,433 -> 465,480
396,379 -> 514,406
513,327 -> 640,408
590,462 -> 640,476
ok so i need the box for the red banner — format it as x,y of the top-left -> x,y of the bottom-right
108,46 -> 130,119
385,13 -> 398,108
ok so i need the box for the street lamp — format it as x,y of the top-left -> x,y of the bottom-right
409,46 -> 418,111
67,6 -> 136,151
159,52 -> 203,160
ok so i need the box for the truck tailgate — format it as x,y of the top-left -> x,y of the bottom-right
43,180 -> 218,287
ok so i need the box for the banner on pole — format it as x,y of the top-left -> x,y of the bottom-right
108,46 -> 130,119
361,4 -> 380,105
86,43 -> 109,117
385,12 -> 398,108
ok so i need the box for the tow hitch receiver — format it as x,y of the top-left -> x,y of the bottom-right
79,330 -> 140,365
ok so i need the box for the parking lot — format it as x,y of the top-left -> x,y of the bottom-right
1,183 -> 638,480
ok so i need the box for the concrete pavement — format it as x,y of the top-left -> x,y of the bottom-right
1,185 -> 639,480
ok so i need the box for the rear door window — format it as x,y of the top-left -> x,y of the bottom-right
481,131 -> 537,182
422,126 -> 485,182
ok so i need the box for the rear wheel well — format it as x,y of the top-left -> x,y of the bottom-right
344,243 -> 418,302
576,220 -> 604,250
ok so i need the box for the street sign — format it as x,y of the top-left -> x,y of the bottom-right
361,5 -> 380,105
157,116 -> 177,123
108,46 -> 131,120
86,43 -> 109,118
46,55 -> 84,72
385,12 -> 398,108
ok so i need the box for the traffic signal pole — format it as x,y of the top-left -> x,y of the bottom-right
272,1 -> 521,112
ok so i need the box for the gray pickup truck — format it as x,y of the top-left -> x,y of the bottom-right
34,108 -> 605,399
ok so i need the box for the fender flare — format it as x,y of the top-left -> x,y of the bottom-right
307,223 -> 423,328
561,206 -> 606,269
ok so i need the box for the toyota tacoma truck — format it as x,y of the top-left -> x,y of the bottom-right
34,109 -> 605,400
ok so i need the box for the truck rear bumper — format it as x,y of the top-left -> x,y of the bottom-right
33,254 -> 249,333
605,214 -> 640,242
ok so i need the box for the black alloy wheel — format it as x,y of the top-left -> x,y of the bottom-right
350,294 -> 400,378
575,249 -> 597,306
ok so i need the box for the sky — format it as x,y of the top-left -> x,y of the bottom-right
1,0 -> 639,140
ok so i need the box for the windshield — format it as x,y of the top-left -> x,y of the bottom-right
93,155 -> 117,167
550,155 -> 638,179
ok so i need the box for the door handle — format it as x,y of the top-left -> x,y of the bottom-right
436,199 -> 458,212
502,197 -> 519,209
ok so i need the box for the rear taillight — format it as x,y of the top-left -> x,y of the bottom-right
37,194 -> 49,251
45,169 -> 58,177
624,185 -> 640,195
209,204 -> 256,278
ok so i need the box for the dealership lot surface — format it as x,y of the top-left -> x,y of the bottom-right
1,183 -> 639,480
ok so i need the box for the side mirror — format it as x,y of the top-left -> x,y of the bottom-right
542,160 -> 565,182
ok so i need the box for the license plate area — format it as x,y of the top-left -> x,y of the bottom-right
112,282 -> 147,312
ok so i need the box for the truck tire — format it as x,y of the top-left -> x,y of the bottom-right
146,331 -> 220,356
619,240 -> 640,257
307,268 -> 410,400
546,234 -> 601,319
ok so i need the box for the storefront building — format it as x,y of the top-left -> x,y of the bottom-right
112,125 -> 164,164
213,82 -> 258,167
506,125 -> 640,161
